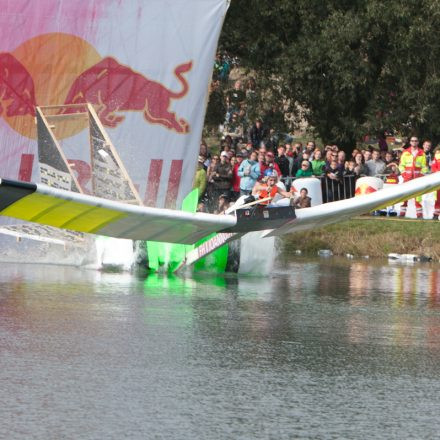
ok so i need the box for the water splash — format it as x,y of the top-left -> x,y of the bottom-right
94,237 -> 135,271
238,231 -> 276,275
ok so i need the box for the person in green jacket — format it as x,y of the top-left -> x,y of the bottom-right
193,155 -> 207,200
295,160 -> 313,177
311,149 -> 326,176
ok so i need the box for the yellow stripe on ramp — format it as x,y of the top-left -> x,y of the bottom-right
1,193 -> 127,234
1,193 -> 61,221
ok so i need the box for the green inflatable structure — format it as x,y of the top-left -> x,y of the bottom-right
145,189 -> 229,273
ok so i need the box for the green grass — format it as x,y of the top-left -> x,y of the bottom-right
283,217 -> 440,260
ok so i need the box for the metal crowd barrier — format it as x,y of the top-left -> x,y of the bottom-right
280,173 -> 418,204
280,175 -> 364,203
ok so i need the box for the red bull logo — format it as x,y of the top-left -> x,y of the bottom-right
0,33 -> 192,138
63,57 -> 192,133
355,184 -> 377,196
0,53 -> 36,118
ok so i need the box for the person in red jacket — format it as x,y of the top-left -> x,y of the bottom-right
231,153 -> 244,201
431,147 -> 440,220
264,151 -> 282,179
398,136 -> 428,218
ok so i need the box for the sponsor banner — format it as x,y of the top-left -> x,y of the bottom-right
39,163 -> 72,191
182,232 -> 242,268
0,0 -> 228,208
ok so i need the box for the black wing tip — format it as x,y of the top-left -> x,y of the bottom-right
0,178 -> 37,191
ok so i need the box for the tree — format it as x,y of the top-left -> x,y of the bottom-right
217,0 -> 440,149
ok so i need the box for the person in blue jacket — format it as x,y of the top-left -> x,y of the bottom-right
238,151 -> 260,196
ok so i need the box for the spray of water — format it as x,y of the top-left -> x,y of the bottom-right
238,231 -> 277,275
93,237 -> 135,271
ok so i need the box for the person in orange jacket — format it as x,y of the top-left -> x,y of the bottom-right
398,136 -> 428,218
431,147 -> 440,220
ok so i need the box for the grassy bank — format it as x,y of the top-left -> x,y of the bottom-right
283,217 -> 440,260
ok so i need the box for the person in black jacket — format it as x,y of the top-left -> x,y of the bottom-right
324,160 -> 343,202
211,151 -> 233,205
275,145 -> 291,178
248,119 -> 266,148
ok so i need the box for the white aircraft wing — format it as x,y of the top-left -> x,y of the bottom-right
262,172 -> 440,237
1,173 -> 440,245
0,179 -> 236,245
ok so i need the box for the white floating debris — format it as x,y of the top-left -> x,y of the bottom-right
363,255 -> 370,259
388,253 -> 418,261
318,249 -> 333,257
346,253 -> 354,259
295,249 -> 302,255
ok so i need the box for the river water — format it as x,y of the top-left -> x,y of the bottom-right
1,257 -> 440,439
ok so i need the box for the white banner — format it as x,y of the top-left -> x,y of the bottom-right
0,0 -> 228,208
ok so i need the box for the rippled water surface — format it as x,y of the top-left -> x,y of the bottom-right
1,258 -> 440,439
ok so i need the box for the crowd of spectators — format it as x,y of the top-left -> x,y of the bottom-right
196,58 -> 438,214
195,135 -> 430,213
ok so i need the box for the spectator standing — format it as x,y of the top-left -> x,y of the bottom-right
206,154 -> 219,210
193,155 -> 207,201
213,53 -> 230,83
324,160 -> 343,202
223,112 -> 243,144
248,119 -> 266,148
343,160 -> 359,198
326,150 -> 339,166
225,80 -> 245,121
311,149 -> 326,176
275,145 -> 290,178
431,147 -> 440,220
305,141 -> 316,157
207,154 -> 219,182
383,152 -> 400,182
354,153 -> 368,176
365,150 -> 386,177
238,151 -> 260,196
200,142 -> 211,169
384,151 -> 395,166
245,77 -> 258,122
257,151 -> 268,179
264,151 -> 282,177
265,129 -> 279,152
211,151 -> 232,198
362,149 -> 372,162
231,153 -> 244,201
337,151 -> 346,173
285,143 -> 297,176
423,140 -> 433,168
296,160 -> 313,177
398,136 -> 428,218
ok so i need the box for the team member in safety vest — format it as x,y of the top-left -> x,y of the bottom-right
431,147 -> 440,220
398,136 -> 428,218
251,172 -> 293,206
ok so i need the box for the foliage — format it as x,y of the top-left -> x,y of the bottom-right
219,0 -> 440,149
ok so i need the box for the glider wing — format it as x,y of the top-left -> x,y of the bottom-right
0,179 -> 236,244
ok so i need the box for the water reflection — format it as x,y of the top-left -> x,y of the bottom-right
1,260 -> 440,438
347,259 -> 440,306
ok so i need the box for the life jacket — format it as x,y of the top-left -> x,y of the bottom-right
398,147 -> 428,180
259,184 -> 278,204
